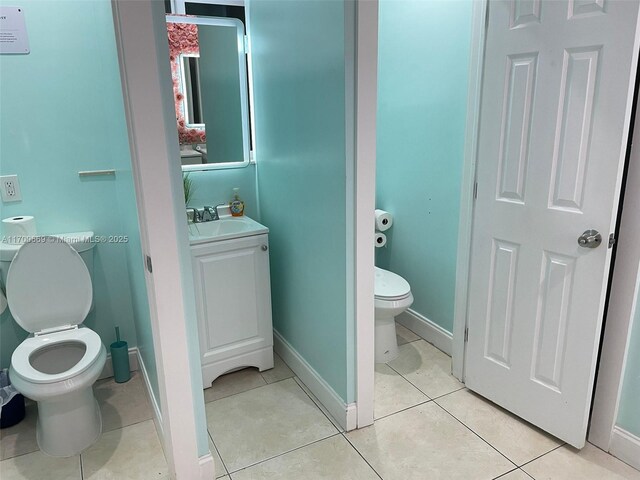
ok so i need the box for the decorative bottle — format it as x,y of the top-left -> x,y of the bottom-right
230,188 -> 245,217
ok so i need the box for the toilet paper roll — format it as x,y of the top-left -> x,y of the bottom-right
2,216 -> 36,244
375,209 -> 393,232
375,232 -> 387,248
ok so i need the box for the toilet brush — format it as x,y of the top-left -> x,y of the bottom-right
110,326 -> 131,383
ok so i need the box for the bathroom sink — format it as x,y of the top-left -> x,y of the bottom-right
188,216 -> 268,245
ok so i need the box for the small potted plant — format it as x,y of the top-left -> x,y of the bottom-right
183,173 -> 196,222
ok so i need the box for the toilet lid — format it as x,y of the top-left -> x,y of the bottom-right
6,237 -> 92,333
375,267 -> 411,299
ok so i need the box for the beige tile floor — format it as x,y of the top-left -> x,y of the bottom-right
205,331 -> 640,480
2,331 -> 639,480
0,372 -> 165,480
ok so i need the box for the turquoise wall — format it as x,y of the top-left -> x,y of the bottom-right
376,0 -> 472,333
616,286 -> 640,437
0,0 -> 157,400
187,164 -> 258,220
249,0 -> 351,402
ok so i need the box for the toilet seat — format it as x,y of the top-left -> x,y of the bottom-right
374,267 -> 411,300
11,327 -> 104,384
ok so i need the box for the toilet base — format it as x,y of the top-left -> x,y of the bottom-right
36,387 -> 102,457
375,313 -> 399,363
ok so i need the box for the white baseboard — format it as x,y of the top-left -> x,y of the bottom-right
136,349 -> 163,441
345,403 -> 357,431
99,347 -> 139,380
198,452 -> 215,479
397,308 -> 453,356
273,330 -> 356,431
609,426 -> 640,470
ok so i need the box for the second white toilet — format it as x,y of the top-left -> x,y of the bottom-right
374,266 -> 413,363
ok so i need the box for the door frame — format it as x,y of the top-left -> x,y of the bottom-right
451,0 -> 488,381
353,0 -> 378,429
588,84 -> 640,465
452,0 -> 640,455
112,1 -> 213,478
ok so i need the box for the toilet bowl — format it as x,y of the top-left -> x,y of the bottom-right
6,236 -> 106,457
375,267 -> 413,363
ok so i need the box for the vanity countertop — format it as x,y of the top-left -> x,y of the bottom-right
188,215 -> 268,245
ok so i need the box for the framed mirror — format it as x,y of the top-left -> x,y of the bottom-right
166,15 -> 251,170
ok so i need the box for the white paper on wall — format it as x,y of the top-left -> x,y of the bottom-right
0,6 -> 29,55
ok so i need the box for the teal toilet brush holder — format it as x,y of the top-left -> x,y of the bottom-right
110,326 -> 131,383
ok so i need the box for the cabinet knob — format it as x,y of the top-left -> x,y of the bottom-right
261,245 -> 268,251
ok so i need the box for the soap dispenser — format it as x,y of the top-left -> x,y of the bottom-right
230,187 -> 245,217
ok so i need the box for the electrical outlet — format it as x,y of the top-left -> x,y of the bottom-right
0,175 -> 22,202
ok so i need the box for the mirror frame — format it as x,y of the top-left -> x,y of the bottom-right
179,53 -> 205,128
166,15 -> 252,171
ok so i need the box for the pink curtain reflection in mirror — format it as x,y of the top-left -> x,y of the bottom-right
166,19 -> 206,145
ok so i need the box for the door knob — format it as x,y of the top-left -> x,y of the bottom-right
577,230 -> 602,248
261,245 -> 268,251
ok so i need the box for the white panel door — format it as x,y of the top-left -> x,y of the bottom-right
466,0 -> 640,448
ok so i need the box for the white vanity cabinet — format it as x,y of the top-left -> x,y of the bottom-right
190,232 -> 273,386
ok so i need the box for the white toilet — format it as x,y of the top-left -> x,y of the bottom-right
374,267 -> 413,363
5,236 -> 106,457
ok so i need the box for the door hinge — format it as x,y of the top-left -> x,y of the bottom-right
464,327 -> 469,343
608,233 -> 616,249
146,255 -> 153,273
473,182 -> 478,200
244,35 -> 249,54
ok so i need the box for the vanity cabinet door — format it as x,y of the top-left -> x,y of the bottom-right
190,234 -> 273,382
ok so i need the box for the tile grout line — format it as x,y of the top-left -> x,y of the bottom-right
340,432 -> 384,480
101,416 -> 156,436
292,376 -> 343,432
396,337 -> 422,347
490,467 -> 520,479
204,373 -> 294,405
0,447 -> 41,462
384,357 -> 465,402
432,398 -> 519,471
430,386 -> 467,400
517,442 -> 566,471
225,432 -> 343,475
203,372 -> 267,403
207,429 -> 230,478
373,398 -> 434,422
384,361 -> 440,400
519,466 -> 536,479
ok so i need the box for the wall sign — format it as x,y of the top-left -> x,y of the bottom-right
0,6 -> 29,55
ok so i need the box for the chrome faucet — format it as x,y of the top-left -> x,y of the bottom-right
202,206 -> 216,222
202,203 -> 228,222
187,207 -> 202,223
